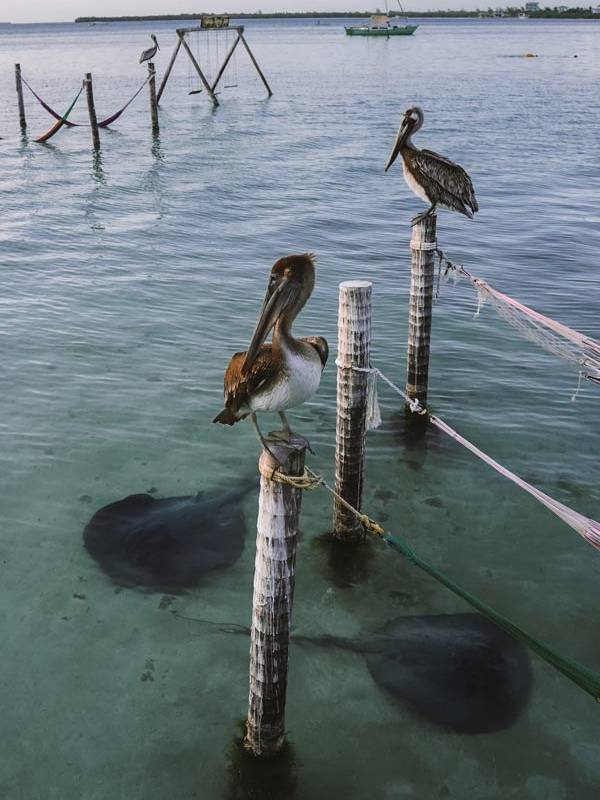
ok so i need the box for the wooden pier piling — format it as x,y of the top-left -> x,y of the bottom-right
333,280 -> 373,540
245,435 -> 307,757
15,64 -> 26,131
406,215 -> 437,408
84,73 -> 100,151
148,62 -> 160,136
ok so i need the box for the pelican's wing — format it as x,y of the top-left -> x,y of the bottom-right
222,344 -> 277,415
413,149 -> 479,215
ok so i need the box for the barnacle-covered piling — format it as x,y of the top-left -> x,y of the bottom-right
333,280 -> 373,540
406,214 -> 436,407
245,435 -> 307,757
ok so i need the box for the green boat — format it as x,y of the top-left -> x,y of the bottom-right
345,4 -> 418,37
345,21 -> 418,36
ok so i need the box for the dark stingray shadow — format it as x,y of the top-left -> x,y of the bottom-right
192,612 -> 531,735
300,613 -> 532,734
83,479 -> 257,593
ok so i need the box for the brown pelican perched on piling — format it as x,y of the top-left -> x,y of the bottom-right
385,106 -> 479,225
213,254 -> 328,451
139,34 -> 159,64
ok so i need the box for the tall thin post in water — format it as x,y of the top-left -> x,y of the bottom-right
406,214 -> 437,409
148,62 -> 160,136
84,73 -> 100,151
15,64 -> 27,131
333,280 -> 373,540
245,435 -> 307,757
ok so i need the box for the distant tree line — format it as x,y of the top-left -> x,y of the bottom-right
74,8 -> 600,23
530,6 -> 599,17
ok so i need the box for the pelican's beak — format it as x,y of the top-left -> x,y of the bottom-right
384,118 -> 410,172
242,276 -> 298,374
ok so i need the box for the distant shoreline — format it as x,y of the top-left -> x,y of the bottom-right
74,10 -> 600,23
74,12 -> 475,22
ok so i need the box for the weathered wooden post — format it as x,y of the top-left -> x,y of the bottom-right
406,214 -> 437,408
333,280 -> 373,540
15,64 -> 27,131
245,435 -> 307,757
84,73 -> 100,151
148,62 -> 160,136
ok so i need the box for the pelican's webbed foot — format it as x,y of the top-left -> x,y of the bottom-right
411,204 -> 437,227
270,412 -> 315,454
269,411 -> 292,442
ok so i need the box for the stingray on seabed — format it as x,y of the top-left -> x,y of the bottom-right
205,612 -> 532,734
83,480 -> 256,592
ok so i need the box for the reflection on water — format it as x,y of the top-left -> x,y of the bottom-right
0,16 -> 599,800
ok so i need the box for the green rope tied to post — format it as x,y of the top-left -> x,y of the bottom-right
271,461 -> 600,703
383,531 -> 600,702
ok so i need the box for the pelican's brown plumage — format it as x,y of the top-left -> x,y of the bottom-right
139,34 -> 159,64
213,254 -> 328,449
385,106 -> 479,225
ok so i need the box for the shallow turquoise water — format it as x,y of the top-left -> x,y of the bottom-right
1,16 -> 599,799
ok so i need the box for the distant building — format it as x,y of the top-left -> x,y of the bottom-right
557,5 -> 569,10
592,5 -> 600,13
525,1 -> 540,11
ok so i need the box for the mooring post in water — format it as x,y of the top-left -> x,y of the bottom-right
333,280 -> 373,540
84,73 -> 100,151
148,62 -> 159,136
245,435 -> 307,757
406,214 -> 437,409
15,64 -> 26,131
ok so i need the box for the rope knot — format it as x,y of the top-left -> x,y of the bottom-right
266,467 -> 323,491
357,513 -> 385,537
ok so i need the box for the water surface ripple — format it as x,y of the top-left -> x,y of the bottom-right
1,17 -> 599,800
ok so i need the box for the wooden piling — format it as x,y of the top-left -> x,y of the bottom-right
333,280 -> 373,540
406,214 -> 437,408
84,73 -> 100,151
15,64 -> 26,131
148,62 -> 159,136
245,435 -> 307,757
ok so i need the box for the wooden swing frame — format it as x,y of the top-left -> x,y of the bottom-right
156,25 -> 272,108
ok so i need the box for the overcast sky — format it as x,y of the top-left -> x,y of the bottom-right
3,2 -> 488,24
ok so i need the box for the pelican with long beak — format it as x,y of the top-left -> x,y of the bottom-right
140,34 -> 159,65
213,254 -> 328,451
385,106 -> 479,225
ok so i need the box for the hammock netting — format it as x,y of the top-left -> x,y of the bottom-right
24,75 -> 150,142
449,265 -> 600,386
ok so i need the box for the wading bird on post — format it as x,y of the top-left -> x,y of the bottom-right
385,106 -> 478,225
213,253 -> 328,451
139,34 -> 159,64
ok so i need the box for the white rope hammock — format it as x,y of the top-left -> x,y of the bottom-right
446,263 -> 600,387
335,360 -> 600,553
